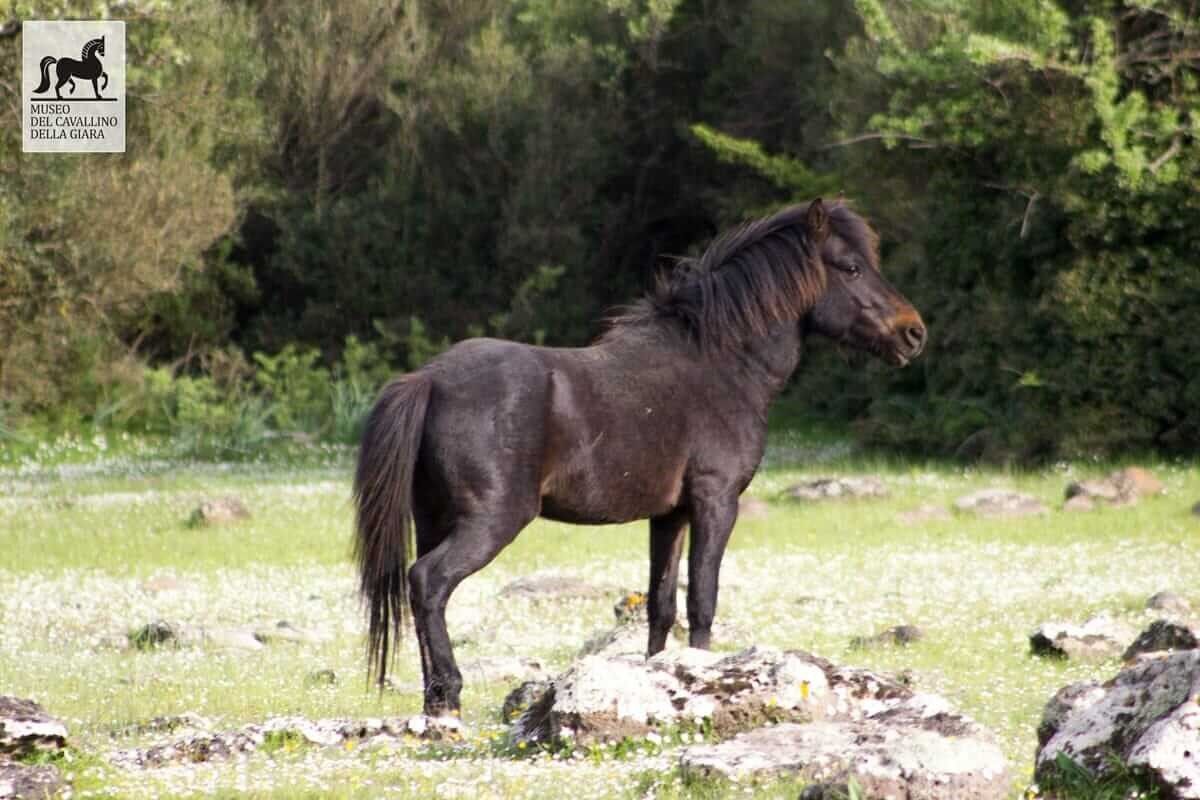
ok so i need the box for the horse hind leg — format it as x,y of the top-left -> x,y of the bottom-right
409,500 -> 448,697
408,502 -> 535,716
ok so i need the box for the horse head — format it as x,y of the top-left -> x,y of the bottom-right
804,199 -> 926,367
83,36 -> 105,60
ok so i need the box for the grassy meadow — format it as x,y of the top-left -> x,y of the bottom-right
1,430 -> 1198,798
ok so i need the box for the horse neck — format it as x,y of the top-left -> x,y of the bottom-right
708,322 -> 803,409
83,40 -> 100,60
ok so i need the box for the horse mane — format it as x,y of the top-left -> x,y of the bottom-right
82,37 -> 103,59
605,201 -> 874,351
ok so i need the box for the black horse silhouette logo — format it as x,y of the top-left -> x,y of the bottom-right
34,36 -> 109,100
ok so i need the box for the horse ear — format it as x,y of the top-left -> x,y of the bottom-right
806,198 -> 830,244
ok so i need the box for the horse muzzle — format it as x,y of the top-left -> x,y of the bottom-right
886,309 -> 926,366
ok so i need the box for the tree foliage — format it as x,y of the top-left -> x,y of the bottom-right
1,0 -> 1197,458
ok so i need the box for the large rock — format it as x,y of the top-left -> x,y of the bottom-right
0,762 -> 64,800
786,477 -> 889,502
1030,615 -> 1136,661
1036,650 -> 1200,798
188,496 -> 250,526
681,717 -> 1010,800
0,697 -> 67,757
1064,467 -> 1164,511
510,645 -> 999,758
954,489 -> 1048,518
1123,619 -> 1200,661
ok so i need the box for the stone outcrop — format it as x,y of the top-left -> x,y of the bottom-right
1036,650 -> 1200,799
0,762 -> 63,800
682,717 -> 1010,799
0,697 -> 67,758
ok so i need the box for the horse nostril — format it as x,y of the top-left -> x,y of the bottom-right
902,325 -> 926,355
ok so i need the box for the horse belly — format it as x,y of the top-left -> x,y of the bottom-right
539,443 -> 687,524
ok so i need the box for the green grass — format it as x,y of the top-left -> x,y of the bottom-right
1,437 -> 1197,798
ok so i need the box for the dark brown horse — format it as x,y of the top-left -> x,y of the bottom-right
355,199 -> 925,715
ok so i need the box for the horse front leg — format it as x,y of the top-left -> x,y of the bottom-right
647,509 -> 687,656
685,490 -> 738,650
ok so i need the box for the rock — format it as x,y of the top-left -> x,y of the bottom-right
253,621 -> 327,645
1123,619 -> 1200,661
786,476 -> 889,502
499,573 -> 606,600
502,680 -> 553,723
0,697 -> 67,757
1036,680 -> 1105,748
1115,466 -> 1165,497
1147,591 -> 1192,616
1036,650 -> 1200,798
954,489 -> 1048,518
510,645 -> 983,749
850,624 -> 925,650
681,719 -> 1010,800
1030,615 -> 1135,661
112,714 -> 462,768
896,504 -> 952,525
1064,467 -> 1164,510
1064,478 -> 1130,508
188,496 -> 250,526
737,496 -> 769,520
613,591 -> 648,622
1062,494 -> 1096,512
0,762 -> 64,800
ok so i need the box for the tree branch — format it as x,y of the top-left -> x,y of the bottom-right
1149,135 -> 1182,173
821,132 -> 936,149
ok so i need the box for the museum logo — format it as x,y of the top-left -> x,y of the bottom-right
23,20 -> 126,153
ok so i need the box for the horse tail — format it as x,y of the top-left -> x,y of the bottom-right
34,57 -> 56,93
353,372 -> 433,688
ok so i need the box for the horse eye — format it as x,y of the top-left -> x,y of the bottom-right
841,263 -> 862,278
